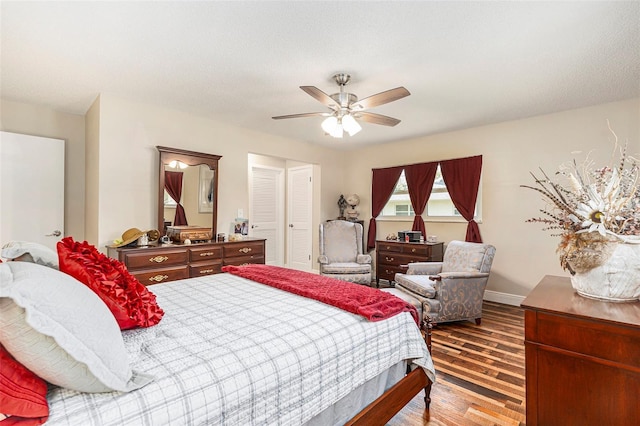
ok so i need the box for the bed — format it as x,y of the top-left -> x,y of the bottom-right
0,245 -> 435,426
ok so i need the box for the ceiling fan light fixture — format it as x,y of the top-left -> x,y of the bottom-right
321,116 -> 338,134
330,122 -> 344,138
322,114 -> 359,138
342,114 -> 361,136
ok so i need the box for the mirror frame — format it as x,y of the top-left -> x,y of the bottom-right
157,146 -> 221,238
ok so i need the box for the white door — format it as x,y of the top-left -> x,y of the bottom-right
249,165 -> 284,265
287,165 -> 312,271
0,132 -> 65,251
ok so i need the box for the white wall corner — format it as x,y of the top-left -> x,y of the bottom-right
483,290 -> 525,307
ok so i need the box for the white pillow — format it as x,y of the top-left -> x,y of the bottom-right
1,241 -> 59,269
0,261 -> 153,393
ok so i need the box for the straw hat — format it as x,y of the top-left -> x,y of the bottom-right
112,228 -> 160,248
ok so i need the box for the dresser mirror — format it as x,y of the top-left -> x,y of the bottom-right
157,146 -> 221,238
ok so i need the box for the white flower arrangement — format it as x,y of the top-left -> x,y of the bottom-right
522,123 -> 640,273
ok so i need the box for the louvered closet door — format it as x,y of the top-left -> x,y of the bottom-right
287,165 -> 312,271
250,165 -> 284,265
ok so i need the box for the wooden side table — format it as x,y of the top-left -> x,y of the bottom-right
521,275 -> 640,425
375,240 -> 444,287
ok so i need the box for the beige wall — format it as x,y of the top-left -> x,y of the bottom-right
2,95 -> 638,301
94,94 -> 346,257
0,99 -> 86,240
343,98 -> 640,299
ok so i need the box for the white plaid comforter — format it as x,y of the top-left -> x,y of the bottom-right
45,273 -> 435,425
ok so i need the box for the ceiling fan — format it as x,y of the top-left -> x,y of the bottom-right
272,73 -> 410,138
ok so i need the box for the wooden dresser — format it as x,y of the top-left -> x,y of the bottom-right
521,275 -> 640,425
375,240 -> 444,287
108,238 -> 265,286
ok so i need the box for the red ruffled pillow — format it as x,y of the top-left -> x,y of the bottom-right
57,237 -> 164,330
0,345 -> 48,426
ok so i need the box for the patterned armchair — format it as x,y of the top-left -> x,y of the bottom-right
384,240 -> 496,325
318,220 -> 372,285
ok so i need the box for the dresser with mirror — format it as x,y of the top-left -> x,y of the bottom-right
108,146 -> 265,285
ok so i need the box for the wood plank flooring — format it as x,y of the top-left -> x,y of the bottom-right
388,301 -> 526,426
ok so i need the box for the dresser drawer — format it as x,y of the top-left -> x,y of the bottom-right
223,254 -> 265,266
123,249 -> 188,270
402,244 -> 431,256
378,251 -> 402,265
132,266 -> 189,285
529,311 -> 640,368
378,243 -> 403,253
189,261 -> 222,277
223,241 -> 265,258
189,246 -> 222,262
377,265 -> 406,282
396,253 -> 435,265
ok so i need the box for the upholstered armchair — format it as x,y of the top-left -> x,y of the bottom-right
384,240 -> 496,325
318,220 -> 372,285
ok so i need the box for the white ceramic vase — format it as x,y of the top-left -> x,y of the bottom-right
569,237 -> 640,302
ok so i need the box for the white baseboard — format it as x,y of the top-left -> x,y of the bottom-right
483,290 -> 525,307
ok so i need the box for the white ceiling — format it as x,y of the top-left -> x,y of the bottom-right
2,1 -> 639,149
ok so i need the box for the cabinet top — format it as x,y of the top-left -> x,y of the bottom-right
376,240 -> 442,246
108,237 -> 265,252
521,275 -> 640,327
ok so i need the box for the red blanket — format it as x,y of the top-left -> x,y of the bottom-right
222,264 -> 419,325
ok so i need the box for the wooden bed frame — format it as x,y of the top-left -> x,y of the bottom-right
346,317 -> 433,426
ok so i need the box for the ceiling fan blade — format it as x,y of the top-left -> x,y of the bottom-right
355,112 -> 401,127
351,87 -> 410,110
272,112 -> 329,120
300,86 -> 340,109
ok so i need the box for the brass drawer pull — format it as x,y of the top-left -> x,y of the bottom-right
149,256 -> 169,263
239,247 -> 252,254
411,248 -> 416,253
199,269 -> 215,274
148,274 -> 169,283
385,256 -> 394,262
199,252 -> 215,257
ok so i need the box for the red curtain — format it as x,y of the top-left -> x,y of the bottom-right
440,155 -> 482,242
404,162 -> 438,238
367,166 -> 403,251
164,171 -> 188,226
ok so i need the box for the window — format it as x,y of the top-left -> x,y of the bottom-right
395,204 -> 414,216
164,190 -> 177,208
426,166 -> 461,218
381,171 -> 410,217
381,166 -> 481,221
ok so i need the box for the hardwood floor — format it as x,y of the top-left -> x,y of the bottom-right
388,301 -> 526,426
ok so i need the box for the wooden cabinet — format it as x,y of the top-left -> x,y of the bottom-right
521,275 -> 640,425
375,240 -> 443,287
108,238 -> 265,286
